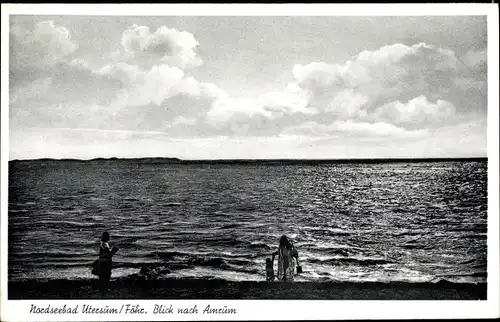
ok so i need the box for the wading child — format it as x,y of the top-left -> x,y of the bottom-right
266,258 -> 275,281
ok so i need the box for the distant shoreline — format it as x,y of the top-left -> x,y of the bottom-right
8,157 -> 488,165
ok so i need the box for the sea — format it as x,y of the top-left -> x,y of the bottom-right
8,159 -> 488,284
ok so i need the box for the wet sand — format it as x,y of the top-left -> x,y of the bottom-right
8,278 -> 487,300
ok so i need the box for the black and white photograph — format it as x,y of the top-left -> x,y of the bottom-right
1,3 -> 499,321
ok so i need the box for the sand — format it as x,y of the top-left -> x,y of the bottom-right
8,278 -> 487,300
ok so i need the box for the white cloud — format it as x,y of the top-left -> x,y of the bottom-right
136,43 -> 467,137
97,62 -> 226,111
96,62 -> 143,85
171,116 -> 198,126
374,96 -> 456,126
117,64 -> 186,106
10,20 -> 78,70
120,24 -> 202,69
325,90 -> 369,119
289,43 -> 464,127
292,62 -> 343,88
329,120 -> 426,137
206,97 -> 272,128
92,62 -> 228,133
285,120 -> 427,138
256,87 -> 312,114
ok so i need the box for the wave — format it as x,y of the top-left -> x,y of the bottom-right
462,233 -> 487,240
187,257 -> 229,269
302,227 -> 352,236
309,257 -> 393,266
147,251 -> 186,260
158,202 -> 182,207
233,205 -> 258,212
219,223 -> 241,229
401,244 -> 423,250
171,235 -> 273,251
26,261 -> 94,268
438,272 -> 487,278
448,225 -> 487,233
308,246 -> 352,257
12,251 -> 93,260
8,209 -> 30,213
11,220 -> 98,230
147,251 -> 257,268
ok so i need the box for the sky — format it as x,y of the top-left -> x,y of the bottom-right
8,15 -> 488,160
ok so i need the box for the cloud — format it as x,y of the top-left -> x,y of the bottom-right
120,24 -> 202,69
10,20 -> 78,71
92,61 -> 228,133
9,23 -> 487,147
273,42 -> 488,136
10,58 -> 128,133
150,43 -> 477,138
198,43 -> 466,137
9,21 -> 128,131
292,43 -> 460,114
97,62 -> 226,107
329,120 -> 427,137
10,59 -> 124,130
96,62 -> 143,85
7,15 -> 488,160
103,63 -> 186,107
324,90 -> 369,120
285,120 -> 428,138
373,96 -> 456,126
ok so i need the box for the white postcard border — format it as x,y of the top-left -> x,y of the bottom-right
1,3 -> 499,321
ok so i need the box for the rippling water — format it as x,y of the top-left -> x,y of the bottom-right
8,159 -> 487,283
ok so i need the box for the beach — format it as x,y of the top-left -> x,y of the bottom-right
8,278 -> 487,300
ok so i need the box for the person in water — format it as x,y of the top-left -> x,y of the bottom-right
265,258 -> 275,281
93,231 -> 118,292
272,235 -> 299,281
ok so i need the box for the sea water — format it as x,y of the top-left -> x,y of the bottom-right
8,159 -> 487,284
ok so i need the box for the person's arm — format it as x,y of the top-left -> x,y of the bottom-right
290,241 -> 298,259
271,250 -> 278,262
101,242 -> 111,251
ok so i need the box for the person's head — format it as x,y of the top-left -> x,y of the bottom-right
101,231 -> 110,242
266,258 -> 272,264
279,235 -> 292,249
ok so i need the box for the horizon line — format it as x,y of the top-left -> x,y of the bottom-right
8,156 -> 488,163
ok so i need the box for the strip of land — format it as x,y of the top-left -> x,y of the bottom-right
8,278 -> 487,300
9,157 -> 487,165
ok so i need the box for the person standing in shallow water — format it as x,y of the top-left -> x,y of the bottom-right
93,231 -> 118,292
272,235 -> 299,281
